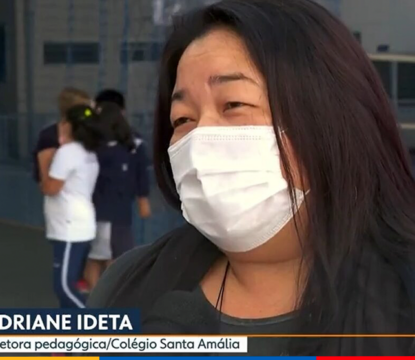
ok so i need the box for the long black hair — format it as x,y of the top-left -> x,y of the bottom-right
97,102 -> 135,151
65,104 -> 103,152
153,0 -> 415,345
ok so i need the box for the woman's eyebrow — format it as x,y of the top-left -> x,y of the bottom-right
208,72 -> 259,86
171,89 -> 186,103
171,72 -> 259,103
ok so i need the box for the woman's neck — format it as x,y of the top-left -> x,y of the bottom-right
201,215 -> 308,318
59,134 -> 74,145
201,253 -> 306,319
228,255 -> 304,293
225,255 -> 305,317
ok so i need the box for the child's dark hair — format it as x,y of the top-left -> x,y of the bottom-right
97,102 -> 135,151
95,89 -> 125,109
65,104 -> 103,152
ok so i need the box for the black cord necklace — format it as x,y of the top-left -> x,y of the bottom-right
215,261 -> 230,317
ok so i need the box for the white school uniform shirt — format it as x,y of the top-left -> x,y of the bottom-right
44,142 -> 99,242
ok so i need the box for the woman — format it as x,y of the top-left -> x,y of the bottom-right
84,102 -> 151,290
33,87 -> 91,184
88,0 -> 415,355
39,104 -> 101,309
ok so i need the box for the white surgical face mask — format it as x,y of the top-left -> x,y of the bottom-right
168,126 -> 305,253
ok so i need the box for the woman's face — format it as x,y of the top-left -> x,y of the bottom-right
170,28 -> 272,145
170,28 -> 306,191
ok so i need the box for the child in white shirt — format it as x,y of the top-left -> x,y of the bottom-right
39,104 -> 102,308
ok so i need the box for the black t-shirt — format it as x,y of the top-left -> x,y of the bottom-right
193,286 -> 298,356
87,224 -> 415,356
88,244 -> 299,356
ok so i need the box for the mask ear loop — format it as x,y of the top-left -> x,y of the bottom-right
277,128 -> 287,144
277,128 -> 310,198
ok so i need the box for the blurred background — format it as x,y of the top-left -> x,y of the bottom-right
0,0 -> 414,307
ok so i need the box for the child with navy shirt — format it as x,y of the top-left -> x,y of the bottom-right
84,102 -> 151,289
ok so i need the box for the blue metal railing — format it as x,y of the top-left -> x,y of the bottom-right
66,0 -> 75,83
119,0 -> 130,94
97,0 -> 108,92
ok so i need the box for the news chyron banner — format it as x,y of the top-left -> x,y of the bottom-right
0,358 -> 365,360
0,309 -> 247,354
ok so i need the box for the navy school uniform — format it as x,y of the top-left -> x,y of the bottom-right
89,137 -> 150,261
32,123 -> 59,182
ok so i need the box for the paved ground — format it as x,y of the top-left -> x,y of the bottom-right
0,222 -> 57,356
0,166 -> 184,354
0,221 -> 57,308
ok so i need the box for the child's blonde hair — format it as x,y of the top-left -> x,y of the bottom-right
58,87 -> 91,117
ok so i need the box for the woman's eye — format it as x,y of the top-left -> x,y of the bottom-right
224,102 -> 246,111
172,117 -> 191,129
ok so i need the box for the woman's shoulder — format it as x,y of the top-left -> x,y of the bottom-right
87,223 -> 207,309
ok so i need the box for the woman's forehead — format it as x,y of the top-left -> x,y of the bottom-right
175,29 -> 264,87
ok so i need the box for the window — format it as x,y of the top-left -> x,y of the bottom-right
44,43 -> 66,64
352,31 -> 361,43
44,42 -> 99,65
120,42 -> 164,63
377,44 -> 390,53
372,60 -> 391,97
398,63 -> 415,100
0,25 -> 5,82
